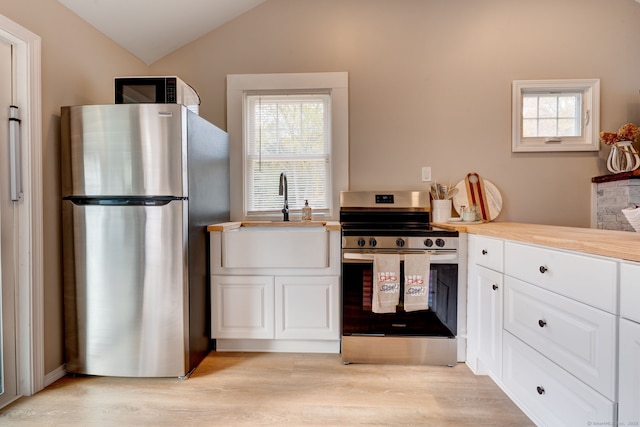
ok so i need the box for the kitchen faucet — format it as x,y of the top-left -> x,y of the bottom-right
279,172 -> 289,221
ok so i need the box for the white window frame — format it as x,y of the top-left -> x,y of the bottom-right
512,79 -> 600,152
227,72 -> 349,221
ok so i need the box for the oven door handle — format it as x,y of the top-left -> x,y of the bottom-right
342,252 -> 458,262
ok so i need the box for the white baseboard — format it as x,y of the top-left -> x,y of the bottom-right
44,365 -> 66,387
215,339 -> 341,353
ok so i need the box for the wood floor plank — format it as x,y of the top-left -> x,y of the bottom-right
0,352 -> 534,426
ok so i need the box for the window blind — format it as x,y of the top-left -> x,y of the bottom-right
245,93 -> 331,216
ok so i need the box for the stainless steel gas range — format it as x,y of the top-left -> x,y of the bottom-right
340,191 -> 467,366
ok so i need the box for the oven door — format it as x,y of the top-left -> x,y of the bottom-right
342,250 -> 458,337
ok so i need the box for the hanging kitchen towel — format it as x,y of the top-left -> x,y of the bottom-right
372,254 -> 401,314
403,253 -> 430,312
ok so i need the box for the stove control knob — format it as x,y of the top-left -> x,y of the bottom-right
369,238 -> 377,247
424,239 -> 434,247
435,238 -> 445,247
396,238 -> 405,247
357,238 -> 366,247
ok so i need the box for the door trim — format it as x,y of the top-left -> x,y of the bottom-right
0,13 -> 44,396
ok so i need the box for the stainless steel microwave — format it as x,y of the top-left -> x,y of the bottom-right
114,76 -> 200,115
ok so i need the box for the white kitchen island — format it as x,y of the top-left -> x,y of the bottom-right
207,221 -> 342,353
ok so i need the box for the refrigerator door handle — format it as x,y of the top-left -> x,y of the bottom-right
63,196 -> 186,206
9,105 -> 22,202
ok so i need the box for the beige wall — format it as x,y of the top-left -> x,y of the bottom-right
0,1 -> 148,374
152,0 -> 640,227
2,0 -> 640,377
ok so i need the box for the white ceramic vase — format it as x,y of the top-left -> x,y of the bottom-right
607,141 -> 640,173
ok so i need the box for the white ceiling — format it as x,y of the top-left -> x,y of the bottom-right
57,0 -> 266,65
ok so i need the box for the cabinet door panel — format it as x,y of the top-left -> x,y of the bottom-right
503,332 -> 615,427
619,318 -> 640,425
476,265 -> 503,378
275,276 -> 340,340
504,276 -> 616,400
211,276 -> 274,339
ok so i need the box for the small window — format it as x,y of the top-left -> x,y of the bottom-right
512,79 -> 600,152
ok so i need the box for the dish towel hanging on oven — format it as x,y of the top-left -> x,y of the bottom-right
372,254 -> 401,313
403,253 -> 430,312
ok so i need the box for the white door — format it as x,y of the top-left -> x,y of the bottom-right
476,265 -> 503,379
211,275 -> 275,339
274,276 -> 340,340
0,37 -> 18,408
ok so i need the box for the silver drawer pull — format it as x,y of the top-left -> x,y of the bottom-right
536,386 -> 545,395
539,265 -> 548,274
538,319 -> 547,328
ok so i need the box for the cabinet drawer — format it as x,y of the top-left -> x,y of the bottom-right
469,235 -> 504,272
621,262 -> 640,323
504,241 -> 617,313
503,332 -> 615,427
504,276 -> 616,400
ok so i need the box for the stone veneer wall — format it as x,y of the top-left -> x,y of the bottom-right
593,173 -> 640,231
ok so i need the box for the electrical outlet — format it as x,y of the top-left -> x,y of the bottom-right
421,166 -> 432,182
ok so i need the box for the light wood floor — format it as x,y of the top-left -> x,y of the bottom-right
0,352 -> 534,426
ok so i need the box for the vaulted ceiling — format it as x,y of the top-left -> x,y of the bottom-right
57,0 -> 266,64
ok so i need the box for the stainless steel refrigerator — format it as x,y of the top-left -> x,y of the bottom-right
60,104 -> 229,378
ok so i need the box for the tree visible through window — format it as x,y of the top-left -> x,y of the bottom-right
512,79 -> 600,152
522,93 -> 581,138
245,93 -> 331,216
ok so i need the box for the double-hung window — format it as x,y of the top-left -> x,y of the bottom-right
245,92 -> 331,217
227,73 -> 348,220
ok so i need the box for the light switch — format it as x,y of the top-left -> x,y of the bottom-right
421,167 -> 432,182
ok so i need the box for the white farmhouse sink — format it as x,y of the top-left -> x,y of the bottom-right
221,224 -> 329,269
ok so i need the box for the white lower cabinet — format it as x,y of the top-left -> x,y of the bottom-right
504,276 -> 617,400
209,227 -> 341,353
275,276 -> 340,340
467,235 -> 622,426
211,275 -> 274,339
619,318 -> 640,425
467,234 -> 504,376
476,265 -> 503,379
619,261 -> 640,424
503,332 -> 615,427
212,275 -> 340,341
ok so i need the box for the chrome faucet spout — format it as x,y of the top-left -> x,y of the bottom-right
279,172 -> 289,221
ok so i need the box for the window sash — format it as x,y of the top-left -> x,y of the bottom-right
244,93 -> 331,216
512,79 -> 600,152
521,93 -> 582,138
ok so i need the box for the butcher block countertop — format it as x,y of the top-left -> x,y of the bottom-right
207,221 -> 341,232
433,221 -> 640,263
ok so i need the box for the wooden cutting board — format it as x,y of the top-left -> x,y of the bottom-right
452,173 -> 503,221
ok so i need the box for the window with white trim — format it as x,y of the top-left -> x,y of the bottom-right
512,79 -> 600,152
227,73 -> 349,221
245,92 -> 331,216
